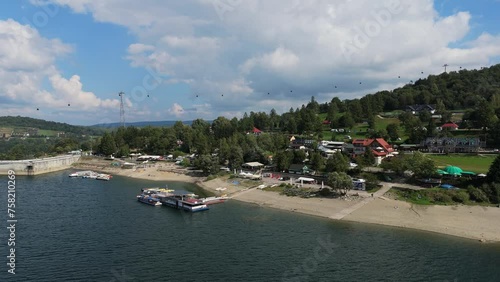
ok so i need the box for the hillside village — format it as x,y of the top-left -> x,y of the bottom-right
2,65 -> 500,206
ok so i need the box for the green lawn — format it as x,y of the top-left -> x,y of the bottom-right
37,129 -> 58,137
374,116 -> 400,131
426,154 -> 496,174
321,115 -> 406,141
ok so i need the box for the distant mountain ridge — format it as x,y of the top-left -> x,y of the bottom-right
92,120 -> 194,128
0,116 -> 104,136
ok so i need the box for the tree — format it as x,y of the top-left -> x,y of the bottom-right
325,152 -> 349,172
339,112 -> 355,129
357,149 -> 375,167
487,154 -> 500,183
274,150 -> 292,171
98,132 -> 117,156
406,152 -> 436,178
367,115 -> 376,130
309,151 -> 325,172
116,144 -> 130,158
326,172 -> 353,196
382,152 -> 435,178
195,154 -> 220,175
386,123 -> 399,141
292,150 -> 307,164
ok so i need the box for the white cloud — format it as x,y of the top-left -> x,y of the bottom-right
167,103 -> 185,118
0,18 -> 126,121
36,0 -> 500,120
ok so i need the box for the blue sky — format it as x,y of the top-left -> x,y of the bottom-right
0,0 -> 499,125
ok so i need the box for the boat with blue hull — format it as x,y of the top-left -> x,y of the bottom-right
137,194 -> 162,206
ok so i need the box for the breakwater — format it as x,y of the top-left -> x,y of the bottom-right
0,155 -> 81,175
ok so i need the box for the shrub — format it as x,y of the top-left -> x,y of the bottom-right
318,188 -> 332,197
205,175 -> 217,181
451,190 -> 470,204
432,192 -> 453,204
467,185 -> 489,203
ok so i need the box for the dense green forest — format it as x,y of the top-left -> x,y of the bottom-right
0,116 -> 105,136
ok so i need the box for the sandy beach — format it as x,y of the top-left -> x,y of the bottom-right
72,159 -> 203,183
344,196 -> 500,242
71,159 -> 500,243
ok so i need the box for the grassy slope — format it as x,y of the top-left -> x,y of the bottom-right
427,154 -> 496,173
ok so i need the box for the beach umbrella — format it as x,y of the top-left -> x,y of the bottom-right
436,169 -> 448,175
444,165 -> 463,176
440,184 -> 454,189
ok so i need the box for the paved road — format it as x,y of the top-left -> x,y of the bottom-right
329,183 -> 393,220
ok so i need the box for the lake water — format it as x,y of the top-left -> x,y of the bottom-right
0,170 -> 499,281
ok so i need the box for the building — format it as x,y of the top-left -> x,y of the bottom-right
252,127 -> 262,135
406,104 -> 436,114
440,122 -> 459,130
421,137 -> 482,153
288,164 -> 310,175
289,137 -> 315,149
351,138 -> 394,157
241,162 -> 264,171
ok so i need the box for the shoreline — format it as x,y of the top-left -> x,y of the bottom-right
70,162 -> 500,243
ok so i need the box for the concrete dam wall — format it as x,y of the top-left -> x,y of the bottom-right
0,155 -> 81,175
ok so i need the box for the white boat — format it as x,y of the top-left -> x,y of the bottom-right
69,170 -> 94,177
96,174 -> 112,181
82,171 -> 99,179
201,196 -> 228,205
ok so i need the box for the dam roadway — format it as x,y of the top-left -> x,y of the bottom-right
0,155 -> 81,175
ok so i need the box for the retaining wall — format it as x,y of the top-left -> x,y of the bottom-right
0,155 -> 81,175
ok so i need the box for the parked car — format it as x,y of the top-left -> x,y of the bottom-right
279,176 -> 290,181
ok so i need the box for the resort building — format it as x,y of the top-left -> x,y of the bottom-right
288,164 -> 311,175
406,104 -> 436,114
350,138 -> 394,157
421,137 -> 482,153
241,162 -> 264,171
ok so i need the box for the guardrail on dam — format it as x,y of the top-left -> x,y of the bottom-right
0,155 -> 81,175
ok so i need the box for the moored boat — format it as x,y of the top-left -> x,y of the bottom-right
96,174 -> 112,181
69,170 -> 94,177
137,194 -> 162,206
159,191 -> 209,212
201,196 -> 229,205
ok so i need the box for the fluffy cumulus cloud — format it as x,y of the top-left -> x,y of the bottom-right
0,18 -> 126,123
38,0 -> 500,120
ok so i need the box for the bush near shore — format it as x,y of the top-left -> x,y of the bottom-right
391,187 -> 497,206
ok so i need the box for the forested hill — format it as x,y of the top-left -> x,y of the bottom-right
0,116 -> 104,136
343,64 -> 500,119
92,120 -> 194,128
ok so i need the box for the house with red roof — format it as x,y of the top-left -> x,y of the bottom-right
440,122 -> 459,130
252,127 -> 262,135
351,138 -> 394,157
